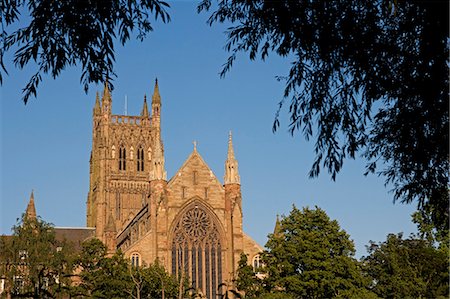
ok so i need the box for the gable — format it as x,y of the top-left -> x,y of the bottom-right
168,150 -> 224,189
167,150 -> 224,207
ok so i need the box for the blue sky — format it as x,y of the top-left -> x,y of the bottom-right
0,1 -> 417,257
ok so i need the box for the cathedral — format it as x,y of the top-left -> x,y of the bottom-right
86,80 -> 262,298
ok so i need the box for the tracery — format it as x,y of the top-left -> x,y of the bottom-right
171,204 -> 222,299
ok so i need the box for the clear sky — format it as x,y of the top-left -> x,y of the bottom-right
0,1 -> 417,258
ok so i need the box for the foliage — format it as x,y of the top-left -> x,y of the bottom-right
363,233 -> 449,299
412,209 -> 449,253
74,239 -> 131,298
0,215 -> 75,298
74,239 -> 180,298
262,206 -> 373,298
139,260 -> 180,299
235,253 -> 263,298
1,0 -> 170,103
198,0 -> 449,231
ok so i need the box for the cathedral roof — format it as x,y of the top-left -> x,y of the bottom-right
167,146 -> 223,189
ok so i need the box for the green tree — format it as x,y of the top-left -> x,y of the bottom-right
262,206 -> 373,299
198,0 -> 449,231
1,0 -> 170,103
363,233 -> 448,299
139,260 -> 180,299
0,215 -> 74,298
74,238 -> 131,298
74,239 -> 180,299
235,253 -> 263,298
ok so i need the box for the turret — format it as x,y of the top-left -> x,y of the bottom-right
104,211 -> 117,256
102,81 -> 112,115
141,94 -> 149,118
224,131 -> 240,185
152,78 -> 161,131
25,190 -> 37,220
94,91 -> 101,115
150,131 -> 167,181
273,214 -> 283,237
223,131 -> 243,275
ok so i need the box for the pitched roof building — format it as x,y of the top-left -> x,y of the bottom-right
85,80 -> 262,297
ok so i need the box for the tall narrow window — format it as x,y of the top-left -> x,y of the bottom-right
119,146 -> 126,171
193,171 -> 198,185
116,192 -> 121,219
253,255 -> 261,272
131,253 -> 140,267
171,204 -> 222,299
137,147 -> 145,172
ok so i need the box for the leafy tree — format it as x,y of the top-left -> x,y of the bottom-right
74,239 -> 180,299
139,260 -> 180,299
1,0 -> 170,103
198,0 -> 449,231
74,238 -> 131,298
363,233 -> 449,299
262,206 -> 373,299
235,253 -> 263,298
0,215 -> 75,298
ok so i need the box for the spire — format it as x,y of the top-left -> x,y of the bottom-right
105,210 -> 116,232
273,214 -> 282,237
150,130 -> 167,181
94,91 -> 101,114
227,131 -> 235,159
224,131 -> 240,184
25,190 -> 37,220
102,81 -> 112,114
141,94 -> 149,118
152,78 -> 161,105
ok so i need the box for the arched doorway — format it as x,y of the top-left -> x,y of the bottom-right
171,202 -> 223,299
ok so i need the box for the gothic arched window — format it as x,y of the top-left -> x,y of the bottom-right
253,255 -> 262,272
171,204 -> 222,299
137,146 -> 145,172
119,146 -> 126,171
131,253 -> 140,267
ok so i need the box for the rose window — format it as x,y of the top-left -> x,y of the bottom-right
171,203 -> 222,299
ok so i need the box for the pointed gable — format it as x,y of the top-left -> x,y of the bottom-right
168,149 -> 223,189
167,149 -> 225,209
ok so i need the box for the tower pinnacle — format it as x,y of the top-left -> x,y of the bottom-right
94,91 -> 101,114
150,131 -> 167,181
102,81 -> 112,114
141,94 -> 149,118
25,190 -> 37,220
224,131 -> 240,184
152,78 -> 161,105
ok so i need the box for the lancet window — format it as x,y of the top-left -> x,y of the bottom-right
137,146 -> 145,172
119,146 -> 126,171
171,204 -> 222,299
131,253 -> 140,267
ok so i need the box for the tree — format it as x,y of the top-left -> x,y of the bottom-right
198,0 -> 449,231
139,260 -> 180,299
75,239 -> 131,298
0,215 -> 75,298
363,233 -> 449,299
262,206 -> 374,298
235,253 -> 263,298
1,0 -> 170,103
74,239 -> 181,299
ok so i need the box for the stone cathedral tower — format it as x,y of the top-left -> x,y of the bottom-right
86,80 -> 162,247
86,80 -> 262,298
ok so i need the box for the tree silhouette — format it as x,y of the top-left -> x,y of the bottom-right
198,0 -> 449,231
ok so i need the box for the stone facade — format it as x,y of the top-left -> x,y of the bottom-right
87,80 -> 262,297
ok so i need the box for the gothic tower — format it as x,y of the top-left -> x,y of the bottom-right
86,80 -> 162,247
